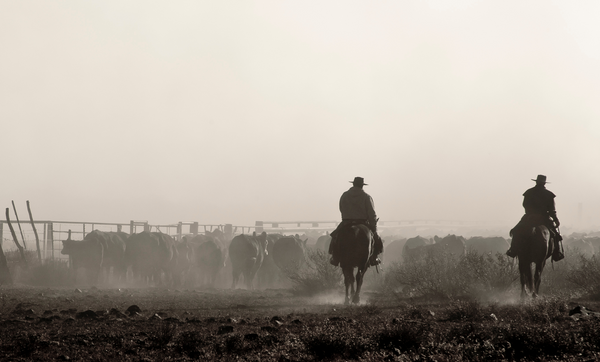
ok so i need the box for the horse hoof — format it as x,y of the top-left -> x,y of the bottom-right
352,297 -> 360,305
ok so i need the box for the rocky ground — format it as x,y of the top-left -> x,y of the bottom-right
1,284 -> 600,361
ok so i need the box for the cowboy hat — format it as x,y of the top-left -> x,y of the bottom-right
532,175 -> 549,183
350,177 -> 368,186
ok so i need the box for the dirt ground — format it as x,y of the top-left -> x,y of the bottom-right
1,284 -> 600,361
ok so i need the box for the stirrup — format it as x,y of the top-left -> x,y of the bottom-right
369,257 -> 381,266
552,251 -> 564,262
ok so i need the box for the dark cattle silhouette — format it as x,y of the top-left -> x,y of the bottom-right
272,235 -> 307,273
257,233 -> 282,289
563,237 -> 594,256
512,223 -> 554,299
190,234 -> 225,287
228,232 -> 269,289
383,238 -> 407,265
404,235 -> 465,262
61,230 -> 128,285
125,231 -> 175,285
337,224 -> 373,305
402,236 -> 432,262
169,237 -> 194,286
584,236 -> 600,255
465,236 -> 509,255
315,233 -> 332,252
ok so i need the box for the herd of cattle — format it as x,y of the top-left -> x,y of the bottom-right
60,229 -> 600,289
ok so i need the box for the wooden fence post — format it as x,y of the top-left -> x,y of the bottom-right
26,201 -> 42,262
11,201 -> 27,250
0,241 -> 12,285
47,222 -> 54,259
5,208 -> 27,266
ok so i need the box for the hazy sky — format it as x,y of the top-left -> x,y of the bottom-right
1,0 -> 599,230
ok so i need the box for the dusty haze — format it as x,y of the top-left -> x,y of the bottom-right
1,1 -> 599,232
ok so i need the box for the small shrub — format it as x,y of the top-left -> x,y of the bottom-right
567,254 -> 600,298
175,331 -> 205,358
287,249 -> 342,296
444,299 -> 485,322
13,332 -> 41,357
150,322 -> 177,348
303,326 -> 374,360
386,250 -> 518,300
376,321 -> 429,352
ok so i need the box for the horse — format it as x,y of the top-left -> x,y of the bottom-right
512,221 -> 554,299
337,223 -> 373,305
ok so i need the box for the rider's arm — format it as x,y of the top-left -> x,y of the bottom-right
366,195 -> 377,228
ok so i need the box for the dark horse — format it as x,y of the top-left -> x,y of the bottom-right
512,219 -> 554,299
337,224 -> 373,305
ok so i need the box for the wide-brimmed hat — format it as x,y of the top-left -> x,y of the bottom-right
350,177 -> 368,186
532,175 -> 549,183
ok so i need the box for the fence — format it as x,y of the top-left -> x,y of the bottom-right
0,220 -> 258,261
254,219 -> 508,235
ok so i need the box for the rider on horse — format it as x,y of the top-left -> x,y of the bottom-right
329,177 -> 384,267
506,174 -> 564,261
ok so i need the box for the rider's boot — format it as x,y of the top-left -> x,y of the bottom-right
552,238 -> 564,262
506,238 -> 518,258
329,237 -> 339,266
368,254 -> 381,266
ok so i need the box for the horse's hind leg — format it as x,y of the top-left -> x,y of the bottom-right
533,261 -> 546,298
519,261 -> 533,300
352,269 -> 365,304
343,268 -> 354,305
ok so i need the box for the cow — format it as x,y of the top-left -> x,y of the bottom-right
383,238 -> 407,265
272,235 -> 307,274
315,233 -> 332,252
189,234 -> 225,288
125,231 -> 175,286
564,237 -> 595,256
465,236 -> 510,256
585,237 -> 600,255
169,237 -> 194,287
228,232 -> 268,289
61,230 -> 128,285
402,236 -> 432,263
403,235 -> 466,262
257,233 -> 282,289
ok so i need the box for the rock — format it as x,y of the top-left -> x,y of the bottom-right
244,333 -> 259,341
569,305 -> 593,316
126,305 -> 142,315
261,326 -> 277,333
76,310 -> 98,319
217,325 -> 234,334
148,314 -> 162,321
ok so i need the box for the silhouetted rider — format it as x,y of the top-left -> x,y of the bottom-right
329,177 -> 383,267
506,174 -> 564,261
